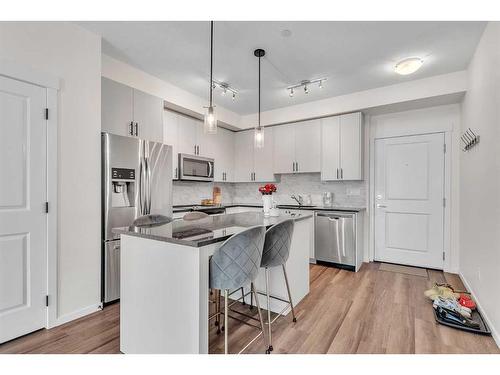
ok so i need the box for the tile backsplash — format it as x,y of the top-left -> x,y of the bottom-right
173,173 -> 366,207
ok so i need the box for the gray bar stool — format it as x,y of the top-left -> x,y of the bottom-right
260,219 -> 297,353
209,225 -> 268,354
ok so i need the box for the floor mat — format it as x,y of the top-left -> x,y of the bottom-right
379,263 -> 428,278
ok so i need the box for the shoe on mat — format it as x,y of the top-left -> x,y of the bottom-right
458,294 -> 476,310
433,296 -> 472,318
435,306 -> 480,329
424,283 -> 460,301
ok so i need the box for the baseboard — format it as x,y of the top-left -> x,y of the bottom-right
49,303 -> 102,328
459,272 -> 500,348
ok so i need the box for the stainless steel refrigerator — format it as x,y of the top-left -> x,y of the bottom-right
101,132 -> 173,304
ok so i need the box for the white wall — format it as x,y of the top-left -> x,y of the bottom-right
241,71 -> 467,128
0,22 -> 102,323
459,22 -> 500,345
368,104 -> 461,273
101,54 -> 241,129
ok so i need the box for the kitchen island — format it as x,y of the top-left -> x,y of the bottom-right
113,211 -> 314,354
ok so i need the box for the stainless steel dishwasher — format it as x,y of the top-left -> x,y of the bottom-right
314,211 -> 362,271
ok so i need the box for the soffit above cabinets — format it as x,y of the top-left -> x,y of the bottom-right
80,21 -> 485,115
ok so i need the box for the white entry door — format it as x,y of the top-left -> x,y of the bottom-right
0,76 -> 47,343
374,133 -> 445,269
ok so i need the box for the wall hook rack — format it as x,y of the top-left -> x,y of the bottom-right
461,128 -> 480,152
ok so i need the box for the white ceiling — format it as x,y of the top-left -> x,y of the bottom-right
80,21 -> 485,115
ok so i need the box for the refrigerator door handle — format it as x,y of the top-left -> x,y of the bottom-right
139,157 -> 145,215
145,156 -> 152,215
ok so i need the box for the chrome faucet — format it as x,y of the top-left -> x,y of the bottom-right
291,194 -> 303,206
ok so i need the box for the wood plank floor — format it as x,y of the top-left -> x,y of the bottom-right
1,263 -> 498,354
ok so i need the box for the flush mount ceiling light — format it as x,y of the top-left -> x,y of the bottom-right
394,57 -> 424,75
287,78 -> 327,98
203,21 -> 217,134
254,48 -> 265,149
212,80 -> 238,101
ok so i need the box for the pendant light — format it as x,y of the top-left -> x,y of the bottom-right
204,21 -> 217,134
254,48 -> 265,148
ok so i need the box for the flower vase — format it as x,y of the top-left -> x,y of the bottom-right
262,194 -> 272,217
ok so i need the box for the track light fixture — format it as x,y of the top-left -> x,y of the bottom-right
287,77 -> 327,97
212,80 -> 238,100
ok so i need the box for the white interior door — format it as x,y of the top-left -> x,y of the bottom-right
374,133 -> 445,269
0,76 -> 47,343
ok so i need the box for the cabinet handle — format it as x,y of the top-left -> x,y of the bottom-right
134,122 -> 138,137
336,168 -> 339,179
292,162 -> 295,172
197,145 -> 200,155
296,162 -> 299,172
175,167 -> 178,179
129,121 -> 134,136
341,168 -> 343,179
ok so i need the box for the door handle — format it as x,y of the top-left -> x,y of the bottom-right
134,122 -> 139,137
129,121 -> 134,136
376,204 -> 387,208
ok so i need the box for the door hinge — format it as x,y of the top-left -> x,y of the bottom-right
45,108 -> 49,120
443,198 -> 446,207
46,295 -> 49,307
443,143 -> 446,153
45,201 -> 49,213
443,252 -> 446,261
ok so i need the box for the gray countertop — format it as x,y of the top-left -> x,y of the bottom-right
173,203 -> 365,213
113,211 -> 313,248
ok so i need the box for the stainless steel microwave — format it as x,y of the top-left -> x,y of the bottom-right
178,153 -> 214,182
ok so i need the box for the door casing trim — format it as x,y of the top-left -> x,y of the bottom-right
367,105 -> 458,273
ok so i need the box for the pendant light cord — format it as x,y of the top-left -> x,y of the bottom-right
209,21 -> 213,107
258,53 -> 261,128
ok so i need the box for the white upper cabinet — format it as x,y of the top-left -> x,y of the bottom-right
163,110 -> 234,181
273,119 -> 321,174
339,112 -> 363,180
234,130 -> 255,182
294,120 -> 321,173
102,77 -> 134,137
273,124 -> 295,174
234,128 -> 276,183
253,127 -> 275,182
133,89 -> 163,143
163,110 -> 179,179
321,112 -> 363,181
101,77 -> 163,142
320,116 -> 340,180
176,114 -> 198,156
213,127 -> 234,182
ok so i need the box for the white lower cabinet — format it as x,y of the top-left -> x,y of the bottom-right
234,128 -> 276,183
321,112 -> 363,181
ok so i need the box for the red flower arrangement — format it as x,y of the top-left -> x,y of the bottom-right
258,183 -> 277,195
